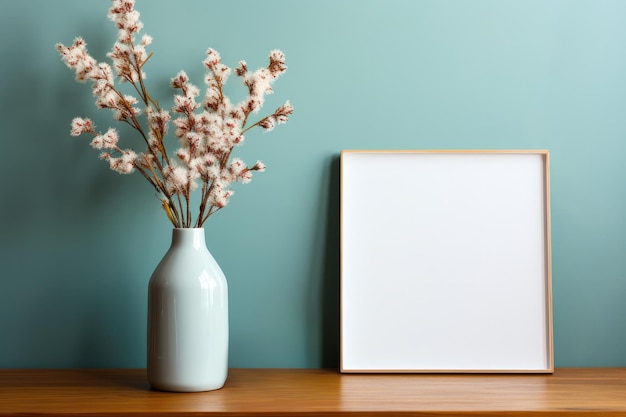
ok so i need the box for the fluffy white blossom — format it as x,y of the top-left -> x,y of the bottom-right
257,100 -> 294,131
70,117 -> 94,136
57,0 -> 292,228
252,161 -> 266,172
118,150 -> 137,174
209,183 -> 234,209
55,37 -> 98,82
170,71 -> 188,88
147,107 -> 171,135
101,149 -> 136,174
176,148 -> 191,163
90,128 -> 119,150
258,117 -> 275,132
203,48 -> 221,69
164,165 -> 189,194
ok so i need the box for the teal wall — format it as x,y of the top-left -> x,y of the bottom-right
1,0 -> 625,369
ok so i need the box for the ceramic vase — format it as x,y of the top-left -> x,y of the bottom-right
147,228 -> 228,392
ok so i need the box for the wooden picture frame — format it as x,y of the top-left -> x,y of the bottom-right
340,150 -> 553,373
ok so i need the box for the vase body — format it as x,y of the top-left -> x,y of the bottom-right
147,228 -> 228,392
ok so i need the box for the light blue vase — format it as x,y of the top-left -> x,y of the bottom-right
147,228 -> 229,392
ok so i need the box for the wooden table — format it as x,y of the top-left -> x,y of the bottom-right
0,368 -> 625,416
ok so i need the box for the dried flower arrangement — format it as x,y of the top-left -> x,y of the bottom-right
56,0 -> 293,228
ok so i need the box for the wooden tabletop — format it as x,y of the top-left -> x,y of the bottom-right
0,368 -> 625,416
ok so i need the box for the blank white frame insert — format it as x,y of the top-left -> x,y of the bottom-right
340,150 -> 553,373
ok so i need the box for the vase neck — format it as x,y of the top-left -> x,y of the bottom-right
171,228 -> 206,249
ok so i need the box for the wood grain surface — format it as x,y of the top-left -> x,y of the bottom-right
0,368 -> 625,416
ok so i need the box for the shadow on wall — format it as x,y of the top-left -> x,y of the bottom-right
320,156 -> 341,369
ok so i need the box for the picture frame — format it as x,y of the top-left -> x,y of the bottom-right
340,150 -> 553,373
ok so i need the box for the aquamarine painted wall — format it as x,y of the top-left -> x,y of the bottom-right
1,0 -> 625,368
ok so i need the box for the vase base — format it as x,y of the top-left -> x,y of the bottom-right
148,380 -> 226,393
